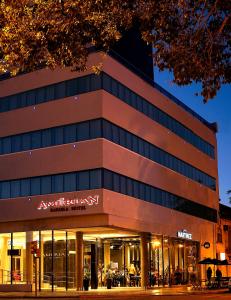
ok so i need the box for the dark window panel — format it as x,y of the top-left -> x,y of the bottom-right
31,177 -> 41,196
78,171 -> 90,190
52,175 -> 63,193
77,122 -> 90,141
41,176 -> 51,194
90,120 -> 101,139
31,131 -> 41,149
11,180 -> 20,198
90,169 -> 102,189
1,182 -> 10,198
64,173 -> 76,192
21,179 -> 30,196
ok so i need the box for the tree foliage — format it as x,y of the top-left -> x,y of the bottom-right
0,0 -> 230,102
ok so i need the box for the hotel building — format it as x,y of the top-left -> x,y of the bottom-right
0,45 -> 219,291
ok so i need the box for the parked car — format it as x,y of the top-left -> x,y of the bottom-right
228,277 -> 231,292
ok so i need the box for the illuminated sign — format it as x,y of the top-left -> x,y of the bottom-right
37,195 -> 99,212
203,242 -> 210,249
177,229 -> 192,240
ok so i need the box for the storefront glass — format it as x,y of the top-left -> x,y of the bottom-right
0,230 -> 200,290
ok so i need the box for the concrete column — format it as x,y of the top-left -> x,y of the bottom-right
104,242 -> 110,273
141,232 -> 149,289
40,237 -> 44,289
125,244 -> 130,269
75,232 -> 83,291
26,232 -> 33,284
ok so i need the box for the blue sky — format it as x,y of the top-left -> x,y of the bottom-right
154,69 -> 231,207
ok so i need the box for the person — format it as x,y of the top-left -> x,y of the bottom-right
216,268 -> 222,288
128,264 -> 137,286
206,266 -> 212,284
190,271 -> 197,288
174,266 -> 182,284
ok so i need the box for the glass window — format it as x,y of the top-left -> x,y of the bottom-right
120,176 -> 127,195
53,127 -> 64,145
139,183 -> 145,200
36,88 -> 46,104
9,96 -> 18,110
132,136 -> 138,152
64,173 -> 76,192
113,173 -> 120,193
78,171 -> 89,190
21,179 -> 30,196
55,82 -> 66,99
133,181 -> 139,198
90,120 -> 101,139
90,169 -> 102,189
103,170 -> 113,190
52,175 -> 63,193
1,182 -> 10,198
127,178 -> 133,196
0,98 -> 9,112
119,129 -> 126,147
21,133 -> 31,150
41,176 -> 51,194
77,122 -> 90,141
90,74 -> 101,90
125,132 -> 132,149
77,76 -> 88,93
64,125 -> 76,143
10,180 -> 20,198
102,73 -> 111,92
118,84 -> 125,100
2,137 -> 11,154
20,92 -> 27,107
26,91 -> 36,105
66,78 -> 78,96
12,135 -> 21,153
137,98 -> 143,112
111,80 -> 118,96
112,125 -> 120,144
102,121 -> 112,140
31,131 -> 41,149
138,139 -> 144,155
130,93 -> 138,109
144,142 -> 150,158
31,177 -> 41,196
42,129 -> 52,147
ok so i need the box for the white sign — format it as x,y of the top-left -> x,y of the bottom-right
37,195 -> 99,211
177,229 -> 192,240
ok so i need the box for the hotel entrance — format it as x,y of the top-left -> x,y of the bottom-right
0,229 -> 200,290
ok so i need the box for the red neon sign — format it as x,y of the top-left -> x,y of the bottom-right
37,195 -> 99,210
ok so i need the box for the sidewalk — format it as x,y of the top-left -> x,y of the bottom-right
0,286 -> 228,298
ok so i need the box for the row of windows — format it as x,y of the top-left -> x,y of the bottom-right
0,73 -> 214,158
0,119 -> 216,190
0,74 -> 101,112
101,73 -> 215,158
0,168 -> 217,222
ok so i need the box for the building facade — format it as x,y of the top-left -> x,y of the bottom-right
216,204 -> 231,277
0,51 -> 219,291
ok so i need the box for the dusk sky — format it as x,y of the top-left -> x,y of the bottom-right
154,69 -> 231,207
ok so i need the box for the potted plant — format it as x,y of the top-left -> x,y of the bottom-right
83,271 -> 90,291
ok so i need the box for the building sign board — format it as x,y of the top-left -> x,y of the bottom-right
203,242 -> 210,249
177,229 -> 192,240
37,195 -> 99,212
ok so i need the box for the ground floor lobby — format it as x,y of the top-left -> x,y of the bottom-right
0,227 -> 200,291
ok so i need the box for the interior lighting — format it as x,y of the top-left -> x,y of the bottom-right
152,240 -> 161,247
